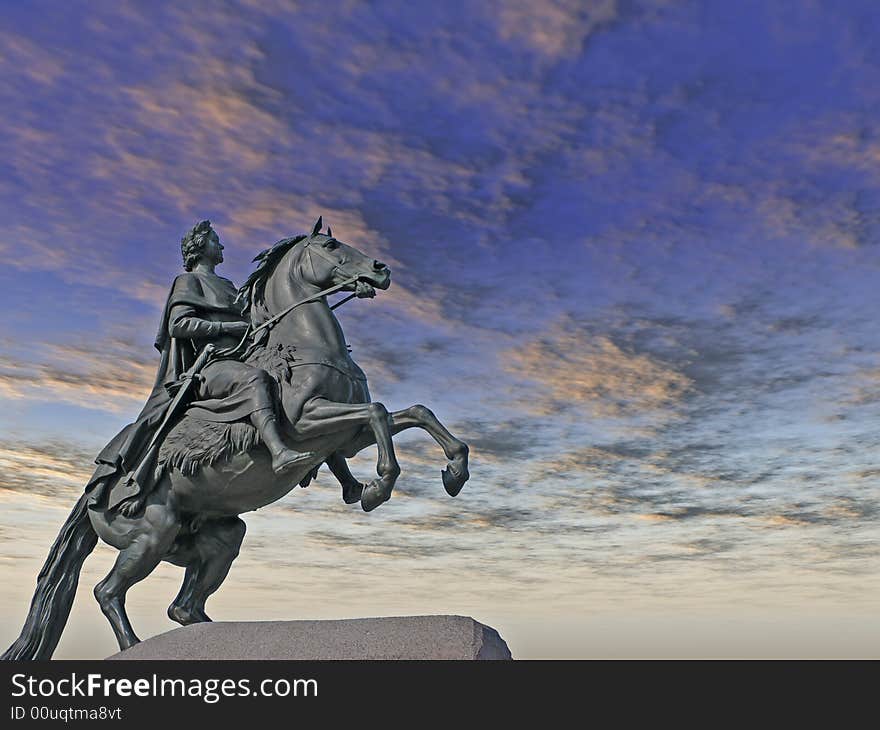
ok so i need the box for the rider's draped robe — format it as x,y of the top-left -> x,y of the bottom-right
85,272 -> 270,510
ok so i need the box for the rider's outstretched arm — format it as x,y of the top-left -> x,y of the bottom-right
169,304 -> 245,340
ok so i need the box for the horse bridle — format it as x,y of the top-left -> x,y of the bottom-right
303,234 -> 370,310
219,236 -> 365,358
303,234 -> 347,279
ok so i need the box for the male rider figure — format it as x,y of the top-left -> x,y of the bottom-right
85,220 -> 312,516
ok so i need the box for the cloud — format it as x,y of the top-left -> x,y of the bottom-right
840,362 -> 880,408
0,441 -> 95,498
0,340 -> 155,413
504,315 -> 692,417
305,527 -> 471,559
449,419 -> 537,463
3,0 -> 880,643
0,29 -> 68,86
490,0 -> 619,59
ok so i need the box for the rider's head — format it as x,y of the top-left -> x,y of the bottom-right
181,220 -> 220,270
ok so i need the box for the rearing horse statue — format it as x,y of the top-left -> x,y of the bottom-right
3,219 -> 470,660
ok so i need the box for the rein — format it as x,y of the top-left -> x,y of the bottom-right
218,272 -> 360,358
219,236 -> 367,358
253,271 -> 361,336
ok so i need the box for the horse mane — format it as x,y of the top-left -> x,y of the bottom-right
236,234 -> 307,324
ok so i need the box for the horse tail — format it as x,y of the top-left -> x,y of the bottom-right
2,493 -> 98,660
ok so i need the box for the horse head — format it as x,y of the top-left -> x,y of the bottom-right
296,216 -> 391,297
238,216 -> 392,327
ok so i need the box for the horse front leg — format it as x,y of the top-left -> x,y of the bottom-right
339,404 -> 469,497
394,405 -> 469,495
296,398 -> 400,512
326,451 -> 365,505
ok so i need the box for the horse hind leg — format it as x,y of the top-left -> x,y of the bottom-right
93,504 -> 181,651
165,517 -> 246,626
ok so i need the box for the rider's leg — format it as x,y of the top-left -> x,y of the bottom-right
250,406 -> 314,474
198,361 -> 314,474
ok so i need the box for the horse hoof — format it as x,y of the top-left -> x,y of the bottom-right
361,481 -> 390,512
167,605 -> 211,626
343,481 -> 364,505
442,464 -> 469,497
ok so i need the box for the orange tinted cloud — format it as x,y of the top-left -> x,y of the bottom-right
491,0 -> 619,59
505,316 -> 692,417
0,341 -> 154,413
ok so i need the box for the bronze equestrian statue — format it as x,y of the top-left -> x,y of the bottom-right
3,218 -> 470,660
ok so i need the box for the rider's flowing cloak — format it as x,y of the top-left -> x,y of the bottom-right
85,272 -> 255,510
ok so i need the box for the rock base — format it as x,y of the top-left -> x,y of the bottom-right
107,615 -> 512,660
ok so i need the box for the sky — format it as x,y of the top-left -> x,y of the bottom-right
1,0 -> 879,659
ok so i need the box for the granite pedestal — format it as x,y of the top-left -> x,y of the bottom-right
108,615 -> 512,660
